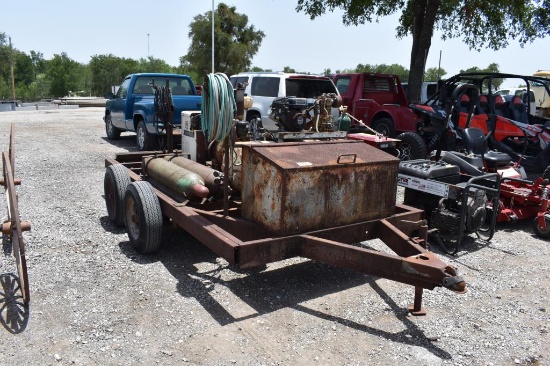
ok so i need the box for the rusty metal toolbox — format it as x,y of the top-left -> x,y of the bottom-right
240,140 -> 399,235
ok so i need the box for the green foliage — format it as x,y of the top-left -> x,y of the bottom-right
339,63 -> 410,81
460,63 -> 503,88
424,67 -> 447,81
283,66 -> 296,73
137,56 -> 174,73
89,54 -> 139,96
181,2 -> 265,77
47,52 -> 86,98
296,0 -> 549,103
250,66 -> 272,72
14,51 -> 34,86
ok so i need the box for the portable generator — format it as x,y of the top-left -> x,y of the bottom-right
398,159 -> 501,254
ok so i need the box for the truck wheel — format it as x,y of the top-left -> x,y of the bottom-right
105,114 -> 121,140
136,121 -> 157,151
372,118 -> 395,137
397,132 -> 427,160
104,164 -> 132,227
124,181 -> 163,254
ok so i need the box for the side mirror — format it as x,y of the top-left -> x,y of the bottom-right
104,92 -> 115,99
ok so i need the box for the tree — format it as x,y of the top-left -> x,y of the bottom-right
460,62 -> 503,88
89,54 -> 139,96
424,66 -> 446,81
46,52 -> 85,97
296,1 -> 549,103
137,56 -> 174,73
181,3 -> 265,79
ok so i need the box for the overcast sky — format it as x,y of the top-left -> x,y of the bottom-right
2,0 -> 549,86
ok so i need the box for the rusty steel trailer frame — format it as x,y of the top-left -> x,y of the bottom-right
1,124 -> 31,305
106,151 -> 466,315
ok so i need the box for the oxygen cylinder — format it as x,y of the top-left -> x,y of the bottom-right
142,157 -> 209,200
338,112 -> 351,131
163,155 -> 222,195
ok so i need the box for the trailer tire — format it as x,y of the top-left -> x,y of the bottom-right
124,181 -> 163,254
532,216 -> 550,238
396,132 -> 427,160
104,164 -> 132,227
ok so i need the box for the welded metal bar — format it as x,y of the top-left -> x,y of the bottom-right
298,234 -> 465,292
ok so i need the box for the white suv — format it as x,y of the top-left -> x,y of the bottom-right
229,72 -> 340,131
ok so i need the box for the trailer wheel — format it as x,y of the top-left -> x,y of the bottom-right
124,181 -> 163,253
532,216 -> 550,238
396,132 -> 427,160
104,164 -> 132,227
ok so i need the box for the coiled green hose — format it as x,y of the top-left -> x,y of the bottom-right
201,73 -> 236,142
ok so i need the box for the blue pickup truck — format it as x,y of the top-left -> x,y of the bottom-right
104,73 -> 201,150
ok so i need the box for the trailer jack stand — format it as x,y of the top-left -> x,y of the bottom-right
407,286 -> 427,316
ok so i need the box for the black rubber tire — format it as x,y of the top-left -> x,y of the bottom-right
246,111 -> 261,122
123,181 -> 163,254
104,164 -> 131,227
396,132 -> 427,160
432,232 -> 459,255
371,117 -> 395,137
136,121 -> 157,151
532,216 -> 550,239
543,165 -> 550,180
105,114 -> 121,140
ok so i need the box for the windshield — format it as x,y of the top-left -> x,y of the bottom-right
133,76 -> 194,95
285,78 -> 337,98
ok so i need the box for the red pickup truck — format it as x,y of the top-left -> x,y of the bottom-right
333,73 -> 421,137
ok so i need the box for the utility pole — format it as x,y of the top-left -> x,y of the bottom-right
212,0 -> 214,74
147,33 -> 150,58
9,36 -> 16,101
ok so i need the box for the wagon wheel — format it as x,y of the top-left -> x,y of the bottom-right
104,164 -> 132,227
123,181 -> 163,254
2,149 -> 30,305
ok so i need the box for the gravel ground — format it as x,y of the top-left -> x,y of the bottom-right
0,107 -> 548,366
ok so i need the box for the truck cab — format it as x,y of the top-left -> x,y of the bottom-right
333,73 -> 420,137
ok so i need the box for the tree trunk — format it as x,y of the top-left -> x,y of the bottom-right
407,0 -> 441,104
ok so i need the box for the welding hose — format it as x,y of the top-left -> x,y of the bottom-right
201,73 -> 236,142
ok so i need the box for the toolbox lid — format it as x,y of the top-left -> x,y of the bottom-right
243,140 -> 399,170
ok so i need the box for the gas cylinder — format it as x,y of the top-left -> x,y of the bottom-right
142,156 -> 209,200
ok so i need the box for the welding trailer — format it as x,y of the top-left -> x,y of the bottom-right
104,139 -> 466,315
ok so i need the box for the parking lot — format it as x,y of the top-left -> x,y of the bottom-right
0,107 -> 549,365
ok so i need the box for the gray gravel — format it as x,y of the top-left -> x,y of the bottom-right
0,107 -> 548,366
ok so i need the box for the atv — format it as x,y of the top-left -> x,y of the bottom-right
411,72 -> 550,175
